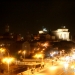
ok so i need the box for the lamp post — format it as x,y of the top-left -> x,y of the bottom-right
2,57 -> 15,75
18,50 -> 26,60
22,50 -> 26,59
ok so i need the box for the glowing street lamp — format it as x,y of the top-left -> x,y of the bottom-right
18,50 -> 22,54
33,53 -> 44,64
0,48 -> 6,59
2,57 -> 15,75
22,50 -> 26,59
0,48 -> 5,53
18,50 -> 26,59
33,53 -> 43,59
0,48 -> 6,55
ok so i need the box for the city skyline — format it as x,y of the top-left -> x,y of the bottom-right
0,1 -> 75,36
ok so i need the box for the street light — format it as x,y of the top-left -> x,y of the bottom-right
18,50 -> 22,54
0,48 -> 5,53
0,48 -> 6,55
33,53 -> 44,65
22,50 -> 26,59
2,57 -> 15,75
18,50 -> 26,59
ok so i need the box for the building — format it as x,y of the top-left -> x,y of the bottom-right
52,26 -> 70,41
0,25 -> 24,55
39,27 -> 48,34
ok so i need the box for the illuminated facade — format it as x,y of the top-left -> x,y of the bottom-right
52,26 -> 70,41
39,27 -> 48,34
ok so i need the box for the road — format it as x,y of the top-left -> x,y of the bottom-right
21,59 -> 75,75
1,59 -> 75,75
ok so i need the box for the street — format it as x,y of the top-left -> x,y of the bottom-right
1,58 -> 75,75
20,59 -> 75,75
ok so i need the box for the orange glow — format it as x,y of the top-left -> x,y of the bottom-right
2,57 -> 15,64
49,66 -> 57,70
0,48 -> 6,53
33,53 -> 44,59
43,48 -> 45,50
18,50 -> 22,54
22,50 -> 26,55
71,65 -> 74,69
43,43 -> 48,47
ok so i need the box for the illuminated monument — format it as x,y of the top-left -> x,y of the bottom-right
52,26 -> 70,41
39,27 -> 48,34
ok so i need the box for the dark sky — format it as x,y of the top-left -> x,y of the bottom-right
0,1 -> 75,36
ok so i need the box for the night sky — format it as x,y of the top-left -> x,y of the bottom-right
0,1 -> 75,36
